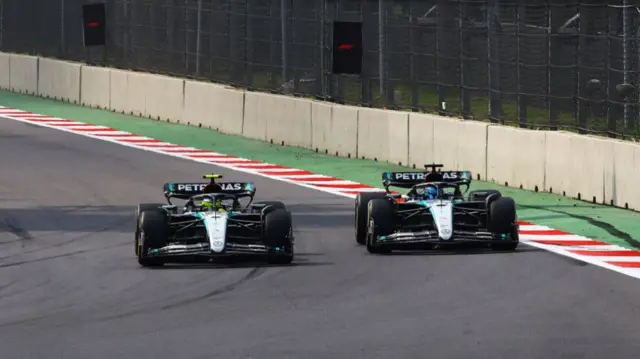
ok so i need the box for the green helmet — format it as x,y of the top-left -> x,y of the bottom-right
201,198 -> 214,211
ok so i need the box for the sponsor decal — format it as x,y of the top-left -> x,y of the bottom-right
177,183 -> 207,191
394,172 -> 425,180
175,183 -> 243,191
393,171 -> 463,180
220,183 -> 242,191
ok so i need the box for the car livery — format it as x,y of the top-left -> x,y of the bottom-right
135,174 -> 294,266
355,164 -> 519,254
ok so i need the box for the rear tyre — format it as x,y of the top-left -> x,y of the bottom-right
487,197 -> 519,251
355,192 -> 388,245
263,208 -> 294,264
366,199 -> 394,254
134,203 -> 165,256
137,210 -> 169,267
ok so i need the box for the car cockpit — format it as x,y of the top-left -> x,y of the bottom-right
407,182 -> 465,201
184,193 -> 239,213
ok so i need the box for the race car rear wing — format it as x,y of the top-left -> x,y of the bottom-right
163,181 -> 256,200
382,170 -> 472,189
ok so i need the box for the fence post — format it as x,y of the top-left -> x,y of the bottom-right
378,0 -> 384,98
0,0 -> 3,49
547,0 -> 557,129
622,0 -> 630,128
516,0 -> 524,125
195,0 -> 202,75
60,0 -> 65,56
319,0 -> 326,97
281,0 -> 287,84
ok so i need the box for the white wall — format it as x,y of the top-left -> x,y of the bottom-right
1,52 -> 638,210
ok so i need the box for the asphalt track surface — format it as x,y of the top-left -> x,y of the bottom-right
2,120 -> 640,359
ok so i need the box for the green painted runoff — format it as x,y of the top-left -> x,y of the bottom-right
1,90 -> 639,249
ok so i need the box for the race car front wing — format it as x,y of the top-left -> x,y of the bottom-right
143,241 -> 284,258
374,229 -> 516,246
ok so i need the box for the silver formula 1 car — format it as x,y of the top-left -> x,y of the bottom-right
354,164 -> 519,254
135,174 -> 294,267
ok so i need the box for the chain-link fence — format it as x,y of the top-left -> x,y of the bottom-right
1,0 -> 639,138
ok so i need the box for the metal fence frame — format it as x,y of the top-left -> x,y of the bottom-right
1,0 -> 639,139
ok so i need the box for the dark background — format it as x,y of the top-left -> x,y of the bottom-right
1,0 -> 639,138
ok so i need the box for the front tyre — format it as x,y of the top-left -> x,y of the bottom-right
137,210 -> 168,267
488,197 -> 519,251
134,203 -> 165,256
263,208 -> 294,265
366,199 -> 394,254
355,192 -> 388,245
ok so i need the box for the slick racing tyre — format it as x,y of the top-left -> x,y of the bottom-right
135,203 -> 165,256
355,192 -> 387,245
263,208 -> 294,265
366,199 -> 394,254
487,197 -> 519,251
137,210 -> 169,267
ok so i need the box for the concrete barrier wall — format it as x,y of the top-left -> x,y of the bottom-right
457,120 -> 490,181
37,58 -> 81,103
241,92 -> 268,141
3,51 -> 640,211
264,94 -> 312,148
0,53 -> 10,90
109,69 -> 130,115
357,107 -> 410,163
80,65 -> 110,109
408,113 -> 435,169
212,84 -> 244,135
487,126 -> 546,191
144,73 -> 184,122
126,71 -> 149,117
611,140 -> 640,210
9,54 -> 38,94
183,80 -> 217,128
407,114 -> 490,180
545,132 -> 615,204
310,103 -> 358,157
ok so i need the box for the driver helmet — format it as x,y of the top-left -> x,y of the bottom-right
425,186 -> 438,200
214,199 -> 226,212
201,198 -> 215,211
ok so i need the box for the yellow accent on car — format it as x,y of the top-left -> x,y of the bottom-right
203,174 -> 223,179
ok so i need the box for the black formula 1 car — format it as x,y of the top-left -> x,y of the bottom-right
354,164 -> 519,254
134,174 -> 294,267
